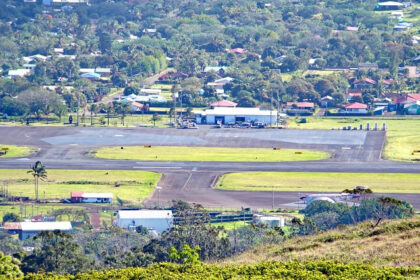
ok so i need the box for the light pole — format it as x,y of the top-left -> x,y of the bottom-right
156,186 -> 162,207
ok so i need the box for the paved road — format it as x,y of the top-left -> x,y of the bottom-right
0,126 -> 419,209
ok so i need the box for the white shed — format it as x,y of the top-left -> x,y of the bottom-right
20,222 -> 72,240
255,216 -> 285,228
116,210 -> 173,234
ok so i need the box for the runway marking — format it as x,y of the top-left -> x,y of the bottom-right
181,173 -> 193,190
69,144 -> 78,146
133,166 -> 182,169
114,134 -> 124,137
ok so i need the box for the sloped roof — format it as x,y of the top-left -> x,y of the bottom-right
286,102 -> 315,108
21,222 -> 72,231
352,78 -> 376,85
210,100 -> 237,107
344,102 -> 367,109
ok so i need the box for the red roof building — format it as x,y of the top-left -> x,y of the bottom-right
352,78 -> 376,89
210,100 -> 238,108
393,93 -> 420,105
286,102 -> 315,109
344,102 -> 367,109
226,48 -> 248,54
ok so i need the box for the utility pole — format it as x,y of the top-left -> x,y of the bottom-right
76,92 -> 80,126
270,91 -> 273,128
272,186 -> 275,210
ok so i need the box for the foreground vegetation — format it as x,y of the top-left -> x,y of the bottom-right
91,146 -> 329,162
19,261 -> 420,280
0,145 -> 37,158
227,217 -> 420,268
215,172 -> 420,193
287,117 -> 420,162
0,169 -> 160,203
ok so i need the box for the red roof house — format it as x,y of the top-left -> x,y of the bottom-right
341,102 -> 368,114
210,100 -> 238,108
286,102 -> 315,109
226,48 -> 248,54
352,78 -> 376,89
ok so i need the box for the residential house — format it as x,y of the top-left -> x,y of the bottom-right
404,101 -> 420,115
352,78 -> 376,89
130,101 -> 149,113
8,69 -> 31,80
285,102 -> 315,116
345,26 -> 359,31
376,1 -> 404,10
320,96 -> 334,108
95,68 -> 111,76
81,72 -> 101,81
207,82 -> 226,95
346,89 -> 363,101
393,93 -> 420,112
339,102 -> 368,114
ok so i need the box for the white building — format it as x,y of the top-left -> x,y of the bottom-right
255,216 -> 285,228
140,88 -> 162,96
20,222 -> 72,240
195,107 -> 279,125
70,192 -> 113,203
116,210 -> 173,234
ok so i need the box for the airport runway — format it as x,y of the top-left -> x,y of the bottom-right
0,126 -> 419,209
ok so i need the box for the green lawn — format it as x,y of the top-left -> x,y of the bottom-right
215,172 -> 420,193
286,117 -> 420,162
211,221 -> 248,231
0,169 -> 161,203
91,146 -> 330,162
0,145 -> 38,158
0,205 -> 85,222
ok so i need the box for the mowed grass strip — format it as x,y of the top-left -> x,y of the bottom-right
92,146 -> 330,162
287,117 -> 420,162
215,172 -> 420,193
0,145 -> 38,158
0,169 -> 161,202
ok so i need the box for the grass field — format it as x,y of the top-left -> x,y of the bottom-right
0,145 -> 38,158
91,146 -> 330,162
0,204 -> 85,222
0,169 -> 161,203
215,171 -> 420,193
226,217 -> 420,267
287,117 -> 420,162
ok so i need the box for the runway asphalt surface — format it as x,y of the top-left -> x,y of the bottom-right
0,126 -> 419,209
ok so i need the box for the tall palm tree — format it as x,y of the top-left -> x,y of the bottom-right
28,161 -> 47,202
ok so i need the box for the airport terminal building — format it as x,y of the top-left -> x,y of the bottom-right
195,107 -> 279,125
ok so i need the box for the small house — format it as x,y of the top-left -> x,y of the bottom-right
116,210 -> 173,234
352,78 -> 376,89
8,69 -> 31,80
70,192 -> 113,203
376,1 -> 404,10
320,96 -> 334,108
340,102 -> 368,114
404,101 -> 420,115
285,102 -> 315,115
81,72 -> 101,81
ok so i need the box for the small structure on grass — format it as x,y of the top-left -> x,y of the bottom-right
70,192 -> 113,203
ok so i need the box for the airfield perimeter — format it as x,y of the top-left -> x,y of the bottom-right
0,126 -> 419,209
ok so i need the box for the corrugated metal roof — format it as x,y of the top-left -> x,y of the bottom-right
117,210 -> 173,219
82,193 -> 113,199
21,222 -> 72,231
3,222 -> 22,230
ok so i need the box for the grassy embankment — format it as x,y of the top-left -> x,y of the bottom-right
0,169 -> 160,203
215,172 -> 420,193
0,145 -> 38,158
91,146 -> 330,162
225,217 -> 420,268
287,117 -> 420,162
0,205 -> 85,222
